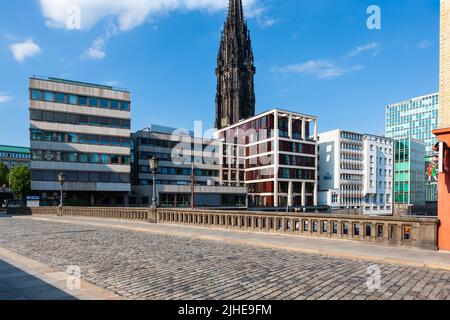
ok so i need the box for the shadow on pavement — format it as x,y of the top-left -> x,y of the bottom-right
0,259 -> 77,300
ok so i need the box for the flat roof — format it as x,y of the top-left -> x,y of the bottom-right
216,108 -> 318,132
30,76 -> 129,93
386,92 -> 439,108
0,145 -> 30,154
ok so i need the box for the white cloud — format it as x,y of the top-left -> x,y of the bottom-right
347,42 -> 380,57
39,0 -> 266,60
9,39 -> 42,62
39,0 -> 260,31
417,39 -> 433,49
0,93 -> 12,104
271,60 -> 363,79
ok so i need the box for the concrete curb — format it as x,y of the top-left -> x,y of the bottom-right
0,246 -> 122,300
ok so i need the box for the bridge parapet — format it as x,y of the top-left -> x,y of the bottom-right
24,207 -> 438,250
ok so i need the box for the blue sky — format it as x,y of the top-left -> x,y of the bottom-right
0,0 -> 440,147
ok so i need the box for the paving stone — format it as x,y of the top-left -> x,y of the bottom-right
0,218 -> 449,300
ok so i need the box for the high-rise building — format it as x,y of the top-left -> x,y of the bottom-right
318,130 -> 394,215
29,76 -> 131,206
393,138 -> 426,210
215,0 -> 256,129
216,109 -> 318,208
131,125 -> 247,208
386,93 -> 439,202
386,93 -> 439,155
0,145 -> 30,169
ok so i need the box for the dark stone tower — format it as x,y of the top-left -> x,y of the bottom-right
215,0 -> 256,129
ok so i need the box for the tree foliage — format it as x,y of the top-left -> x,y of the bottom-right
0,162 -> 9,187
9,166 -> 30,200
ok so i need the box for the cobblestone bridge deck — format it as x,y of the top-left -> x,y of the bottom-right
0,215 -> 449,300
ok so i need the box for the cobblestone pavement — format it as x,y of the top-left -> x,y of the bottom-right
0,217 -> 449,300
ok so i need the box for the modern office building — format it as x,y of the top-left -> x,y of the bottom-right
318,130 -> 394,215
29,76 -> 131,206
216,109 -> 318,208
386,93 -> 439,202
0,145 -> 30,169
393,138 -> 426,212
131,125 -> 247,208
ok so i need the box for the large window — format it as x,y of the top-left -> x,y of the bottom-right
43,92 -> 54,102
30,89 -> 130,111
31,150 -> 130,165
31,170 -> 130,183
29,110 -> 131,129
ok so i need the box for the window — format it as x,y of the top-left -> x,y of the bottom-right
68,95 -> 77,105
89,98 -> 98,107
31,90 -> 42,100
78,96 -> 88,106
120,101 -> 129,111
55,93 -> 66,104
100,99 -> 108,108
110,100 -> 119,109
43,92 -> 54,102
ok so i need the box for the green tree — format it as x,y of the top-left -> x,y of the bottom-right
0,162 -> 9,187
9,166 -> 31,200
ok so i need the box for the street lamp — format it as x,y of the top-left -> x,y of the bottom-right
149,157 -> 158,208
58,172 -> 66,208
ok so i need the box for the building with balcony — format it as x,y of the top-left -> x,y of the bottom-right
131,125 -> 247,208
318,130 -> 394,215
0,145 -> 30,169
216,109 -> 318,208
29,76 -> 131,206
386,93 -> 439,202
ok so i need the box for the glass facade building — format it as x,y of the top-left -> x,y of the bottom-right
386,93 -> 439,202
394,138 -> 426,207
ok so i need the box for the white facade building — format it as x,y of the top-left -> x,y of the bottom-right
318,129 -> 394,215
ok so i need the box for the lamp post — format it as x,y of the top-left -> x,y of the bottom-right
149,157 -> 158,208
58,172 -> 66,209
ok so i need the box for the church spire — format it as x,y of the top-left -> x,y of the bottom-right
227,0 -> 245,30
215,0 -> 256,129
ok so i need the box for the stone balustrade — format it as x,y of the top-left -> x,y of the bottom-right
157,208 -> 439,250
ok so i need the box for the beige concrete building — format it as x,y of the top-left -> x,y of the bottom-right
439,0 -> 449,128
29,77 -> 131,206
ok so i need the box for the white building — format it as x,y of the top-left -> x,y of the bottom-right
318,129 -> 394,215
216,109 -> 319,208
